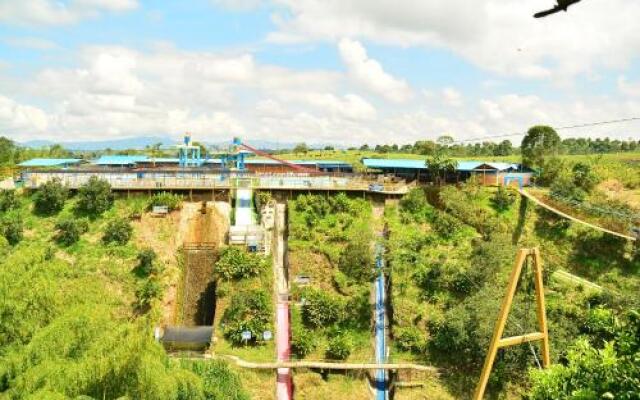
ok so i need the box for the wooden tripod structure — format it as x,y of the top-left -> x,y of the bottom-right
473,248 -> 550,400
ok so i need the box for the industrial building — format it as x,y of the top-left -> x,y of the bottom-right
15,135 -> 533,192
361,158 -> 534,187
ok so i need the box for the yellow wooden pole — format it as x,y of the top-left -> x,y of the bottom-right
473,249 -> 528,400
473,248 -> 551,399
532,248 -> 551,367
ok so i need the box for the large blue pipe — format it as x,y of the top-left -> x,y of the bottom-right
374,242 -> 387,400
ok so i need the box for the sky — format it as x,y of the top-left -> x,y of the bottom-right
0,0 -> 639,146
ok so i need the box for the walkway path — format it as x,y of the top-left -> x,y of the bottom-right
214,354 -> 438,372
519,189 -> 636,241
273,203 -> 292,400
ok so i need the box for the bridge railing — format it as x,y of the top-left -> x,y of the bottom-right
22,172 -> 409,193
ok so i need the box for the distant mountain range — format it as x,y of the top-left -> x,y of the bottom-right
20,136 -> 338,151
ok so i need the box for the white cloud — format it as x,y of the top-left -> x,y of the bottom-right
275,92 -> 376,121
338,38 -> 412,103
0,0 -> 138,26
270,0 -> 640,81
4,42 -> 640,145
442,87 -> 463,107
0,95 -> 49,134
211,0 -> 263,11
618,76 -> 640,97
3,37 -> 58,50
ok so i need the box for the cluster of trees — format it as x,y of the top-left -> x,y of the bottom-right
220,289 -> 272,346
529,310 -> 640,399
0,187 -> 256,398
213,246 -> 272,346
288,135 -> 638,157
295,287 -> 369,360
0,137 -> 74,166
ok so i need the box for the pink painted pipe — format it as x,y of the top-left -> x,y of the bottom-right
276,302 -> 292,400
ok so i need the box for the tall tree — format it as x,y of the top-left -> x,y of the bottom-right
293,143 -> 309,154
426,152 -> 457,185
521,125 -> 561,169
494,140 -> 513,156
0,137 -> 16,165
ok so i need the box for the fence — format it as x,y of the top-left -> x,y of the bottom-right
21,171 -> 410,194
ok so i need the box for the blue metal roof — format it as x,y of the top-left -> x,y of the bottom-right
363,158 -> 524,172
244,159 -> 351,166
137,158 -> 180,163
362,158 -> 427,169
93,155 -> 148,165
19,158 -> 82,167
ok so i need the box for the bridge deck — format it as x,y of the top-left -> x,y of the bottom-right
21,173 -> 410,194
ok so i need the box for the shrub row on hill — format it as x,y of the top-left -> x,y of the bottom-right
215,246 -> 269,280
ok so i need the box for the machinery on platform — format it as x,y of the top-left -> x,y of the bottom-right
177,132 -> 203,167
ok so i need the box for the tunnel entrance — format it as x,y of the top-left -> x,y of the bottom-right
182,244 -> 217,325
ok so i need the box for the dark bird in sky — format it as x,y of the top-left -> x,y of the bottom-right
534,0 -> 582,18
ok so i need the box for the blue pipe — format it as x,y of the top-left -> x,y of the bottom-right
375,243 -> 387,400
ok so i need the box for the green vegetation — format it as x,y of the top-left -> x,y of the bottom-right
326,333 -> 354,361
212,242 -> 274,363
136,248 -> 161,277
76,177 -> 114,216
1,213 -> 23,245
529,310 -> 640,399
521,125 -> 562,169
33,178 -> 68,215
387,157 -> 639,398
102,218 -> 133,245
54,218 -> 89,246
148,192 -> 183,211
221,289 -> 272,346
0,191 -> 251,399
0,190 -> 19,212
215,246 -> 269,280
288,192 -> 373,372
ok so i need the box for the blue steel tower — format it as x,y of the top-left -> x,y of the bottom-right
177,132 -> 202,167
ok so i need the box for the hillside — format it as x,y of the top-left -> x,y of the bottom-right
0,190 -> 249,399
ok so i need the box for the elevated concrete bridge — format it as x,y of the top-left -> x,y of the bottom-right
21,170 -> 411,195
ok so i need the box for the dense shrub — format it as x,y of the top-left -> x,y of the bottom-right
1,214 -> 23,245
0,190 -> 19,212
581,306 -> 618,343
147,192 -> 183,211
300,287 -> 343,328
221,289 -> 271,346
215,246 -> 268,280
54,218 -> 89,246
337,232 -> 374,281
399,188 -> 433,222
136,248 -> 160,277
395,326 -> 426,353
325,333 -> 353,360
184,360 -> 250,400
430,210 -> 463,239
76,177 -> 114,216
550,174 -> 587,202
33,178 -> 68,215
537,157 -> 567,186
572,162 -> 600,193
135,277 -> 163,309
290,311 -> 317,358
491,186 -> 516,212
529,310 -> 640,400
102,218 -> 133,245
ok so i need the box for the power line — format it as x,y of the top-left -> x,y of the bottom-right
454,116 -> 640,144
